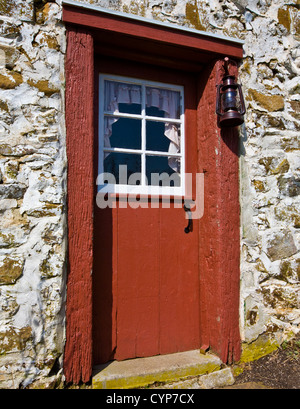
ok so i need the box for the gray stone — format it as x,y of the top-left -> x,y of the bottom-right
199,368 -> 235,389
0,184 -> 26,199
278,176 -> 300,197
92,350 -> 222,389
266,230 -> 298,261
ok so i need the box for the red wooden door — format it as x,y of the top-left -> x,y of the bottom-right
93,59 -> 199,364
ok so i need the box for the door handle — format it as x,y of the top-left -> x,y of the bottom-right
183,204 -> 192,233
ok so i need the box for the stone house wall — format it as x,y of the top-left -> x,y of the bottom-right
0,0 -> 299,388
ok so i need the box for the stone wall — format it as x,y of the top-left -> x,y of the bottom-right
0,0 -> 299,387
0,0 -> 66,388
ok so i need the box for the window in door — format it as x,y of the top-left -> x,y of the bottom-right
98,74 -> 185,196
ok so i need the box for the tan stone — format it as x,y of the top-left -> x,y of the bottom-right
185,1 -> 207,31
0,0 -> 14,16
35,33 -> 60,51
281,136 -> 300,152
0,45 -> 19,70
0,326 -> 32,354
35,2 -> 52,24
0,71 -> 23,89
275,205 -> 300,228
0,144 -> 36,157
0,257 -> 24,285
271,159 -> 290,175
27,79 -> 60,96
258,156 -> 289,175
290,101 -> 300,120
248,89 -> 285,112
26,203 -> 63,217
252,179 -> 266,192
0,100 -> 9,112
278,7 -> 291,31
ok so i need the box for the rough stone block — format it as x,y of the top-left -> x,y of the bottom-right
0,0 -> 34,21
278,176 -> 300,197
266,230 -> 298,261
0,256 -> 24,285
0,183 -> 26,199
199,368 -> 235,389
248,89 -> 285,112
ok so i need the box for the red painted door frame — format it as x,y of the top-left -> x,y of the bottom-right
93,59 -> 200,364
63,4 -> 242,384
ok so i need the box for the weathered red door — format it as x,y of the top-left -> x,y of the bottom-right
93,59 -> 200,364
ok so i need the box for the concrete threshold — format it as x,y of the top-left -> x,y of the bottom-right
92,350 -> 222,389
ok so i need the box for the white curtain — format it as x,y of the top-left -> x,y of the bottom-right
103,81 -> 180,171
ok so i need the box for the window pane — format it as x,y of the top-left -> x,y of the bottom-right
146,121 -> 180,153
104,117 -> 141,150
146,87 -> 180,119
146,105 -> 165,118
118,102 -> 141,115
146,155 -> 181,187
104,80 -> 141,114
104,153 -> 141,185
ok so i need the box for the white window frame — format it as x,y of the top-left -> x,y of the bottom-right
98,74 -> 185,196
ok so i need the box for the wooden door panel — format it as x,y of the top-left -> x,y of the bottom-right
115,205 -> 160,360
93,59 -> 199,364
93,207 -> 117,364
93,203 -> 200,363
159,207 -> 199,354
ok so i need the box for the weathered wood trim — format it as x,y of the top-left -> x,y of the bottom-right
64,27 -> 94,384
62,4 -> 243,61
63,5 -> 243,383
197,60 -> 241,363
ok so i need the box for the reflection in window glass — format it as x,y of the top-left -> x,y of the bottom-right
146,155 -> 180,187
104,117 -> 141,150
104,80 -> 141,114
146,121 -> 180,153
104,153 -> 141,185
146,87 -> 180,119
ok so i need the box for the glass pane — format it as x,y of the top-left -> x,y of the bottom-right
146,155 -> 181,187
104,117 -> 141,150
104,153 -> 141,185
104,80 -> 141,114
146,105 -> 165,118
146,87 -> 180,119
146,121 -> 180,153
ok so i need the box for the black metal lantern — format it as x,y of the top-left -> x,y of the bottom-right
216,58 -> 246,128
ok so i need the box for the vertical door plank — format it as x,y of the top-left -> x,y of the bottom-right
115,205 -> 160,359
159,206 -> 200,355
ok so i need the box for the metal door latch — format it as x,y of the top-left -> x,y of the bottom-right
183,204 -> 192,233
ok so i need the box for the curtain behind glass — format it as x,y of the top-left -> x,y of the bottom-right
103,80 -> 181,172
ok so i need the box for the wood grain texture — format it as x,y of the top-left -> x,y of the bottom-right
63,5 -> 243,61
197,60 -> 241,364
92,62 -> 200,364
63,9 -> 243,382
64,27 -> 94,384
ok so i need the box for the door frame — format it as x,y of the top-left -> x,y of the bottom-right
62,1 -> 243,384
93,59 -> 200,364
